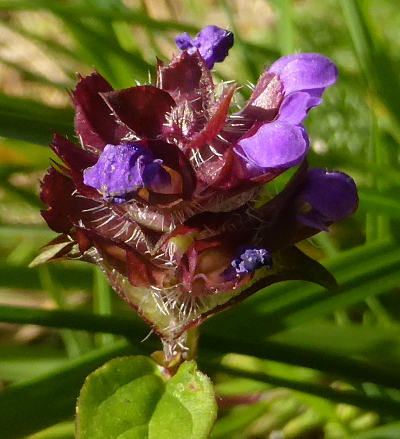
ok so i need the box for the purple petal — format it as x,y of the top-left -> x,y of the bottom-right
195,25 -> 234,68
83,142 -> 170,203
269,53 -> 338,95
298,168 -> 358,229
142,160 -> 170,192
176,25 -> 234,69
279,91 -> 322,125
268,53 -> 319,75
175,32 -> 195,51
231,248 -> 272,274
237,120 -> 309,170
305,88 -> 326,99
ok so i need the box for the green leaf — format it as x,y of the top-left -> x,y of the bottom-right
76,356 -> 164,439
149,361 -> 217,439
76,357 -> 217,439
271,321 -> 400,368
0,1 -> 198,33
5,304 -> 400,391
211,401 -> 272,439
219,0 -> 259,83
93,267 -> 115,347
272,0 -> 295,55
0,260 -> 93,291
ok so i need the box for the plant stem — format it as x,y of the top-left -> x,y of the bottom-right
185,327 -> 199,361
159,327 -> 200,375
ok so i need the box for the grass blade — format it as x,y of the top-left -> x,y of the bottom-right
0,305 -> 148,340
0,94 -> 73,145
204,360 -> 400,417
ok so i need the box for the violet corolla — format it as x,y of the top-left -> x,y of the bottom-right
36,25 -> 358,351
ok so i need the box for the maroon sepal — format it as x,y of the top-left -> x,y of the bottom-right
51,134 -> 101,200
72,71 -> 129,152
157,51 -> 214,110
256,162 -> 315,251
186,84 -> 236,150
195,145 -> 235,190
75,228 -> 92,254
40,167 -> 75,233
51,133 -> 96,172
126,250 -> 151,287
100,86 -> 175,139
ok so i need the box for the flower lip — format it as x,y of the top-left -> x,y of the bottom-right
268,53 -> 338,96
83,142 -> 171,204
175,25 -> 234,69
231,248 -> 272,275
278,91 -> 322,125
236,121 -> 309,171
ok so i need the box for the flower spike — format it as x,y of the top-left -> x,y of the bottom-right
37,26 -> 358,345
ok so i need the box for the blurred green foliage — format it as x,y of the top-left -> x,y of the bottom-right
0,0 -> 399,438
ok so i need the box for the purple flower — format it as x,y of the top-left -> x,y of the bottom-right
231,248 -> 272,274
83,142 -> 171,204
297,168 -> 359,230
176,25 -> 234,69
236,53 -> 338,175
224,165 -> 359,253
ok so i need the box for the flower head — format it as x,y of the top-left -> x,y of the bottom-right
37,26 -> 358,342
